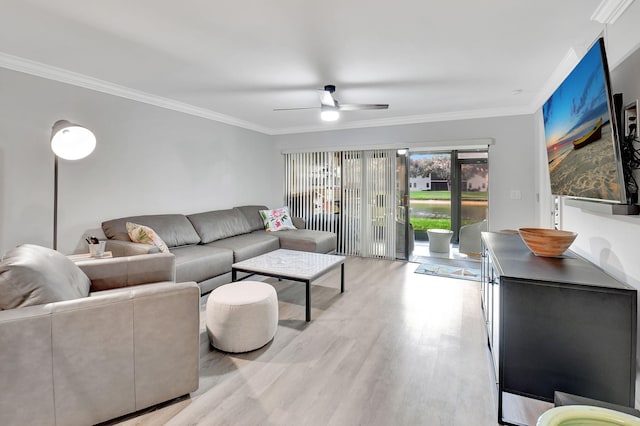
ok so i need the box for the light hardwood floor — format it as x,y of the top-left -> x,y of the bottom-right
109,257 -> 519,425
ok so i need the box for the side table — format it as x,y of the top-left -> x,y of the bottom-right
67,251 -> 113,263
427,229 -> 453,253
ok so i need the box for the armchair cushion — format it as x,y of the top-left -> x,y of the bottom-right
0,244 -> 90,310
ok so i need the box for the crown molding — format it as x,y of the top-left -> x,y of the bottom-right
0,52 -> 271,135
0,51 -> 539,137
269,106 -> 533,135
591,0 -> 635,24
529,47 -> 580,114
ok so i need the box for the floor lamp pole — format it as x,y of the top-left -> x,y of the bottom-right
53,155 -> 58,251
50,120 -> 97,251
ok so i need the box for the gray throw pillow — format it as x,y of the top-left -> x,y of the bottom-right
0,244 -> 91,310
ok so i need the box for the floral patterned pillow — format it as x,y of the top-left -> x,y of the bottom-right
126,222 -> 170,253
259,207 -> 297,232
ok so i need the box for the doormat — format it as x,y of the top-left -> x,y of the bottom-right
414,258 -> 481,282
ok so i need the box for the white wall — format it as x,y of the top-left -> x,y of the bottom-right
532,2 -> 640,405
274,114 -> 538,233
0,68 -> 280,254
558,40 -> 640,290
538,3 -> 640,286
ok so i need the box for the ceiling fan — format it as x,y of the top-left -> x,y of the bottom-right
274,84 -> 389,121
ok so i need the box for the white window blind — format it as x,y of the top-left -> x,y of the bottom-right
284,149 -> 397,259
341,151 -> 362,256
284,151 -> 340,235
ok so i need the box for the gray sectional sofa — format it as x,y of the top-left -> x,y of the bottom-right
102,205 -> 337,294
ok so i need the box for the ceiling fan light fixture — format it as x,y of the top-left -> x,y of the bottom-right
321,106 -> 340,122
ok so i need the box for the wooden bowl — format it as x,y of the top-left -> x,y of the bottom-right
517,228 -> 577,257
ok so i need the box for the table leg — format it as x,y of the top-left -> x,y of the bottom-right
232,269 -> 237,282
340,263 -> 344,293
306,280 -> 311,322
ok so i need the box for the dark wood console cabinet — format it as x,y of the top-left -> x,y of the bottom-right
481,232 -> 637,425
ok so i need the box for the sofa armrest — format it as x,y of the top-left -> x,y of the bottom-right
0,303 -> 56,425
50,282 -> 198,425
122,281 -> 200,410
76,253 -> 176,292
105,239 -> 160,256
292,216 -> 306,229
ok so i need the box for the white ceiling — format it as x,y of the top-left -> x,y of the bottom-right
0,0 -> 612,135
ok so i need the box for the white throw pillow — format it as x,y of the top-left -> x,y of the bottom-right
126,222 -> 170,252
259,207 -> 297,232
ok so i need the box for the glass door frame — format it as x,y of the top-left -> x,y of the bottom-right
397,149 -> 410,260
452,149 -> 489,243
451,150 -> 461,243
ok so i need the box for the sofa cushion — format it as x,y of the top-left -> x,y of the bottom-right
206,233 -> 280,262
259,207 -> 297,232
235,205 -> 269,231
187,209 -> 252,244
103,215 -> 200,248
126,222 -> 169,253
171,245 -> 234,284
0,244 -> 91,309
264,229 -> 337,254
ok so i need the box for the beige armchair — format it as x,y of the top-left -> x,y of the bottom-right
458,219 -> 488,257
0,251 -> 200,426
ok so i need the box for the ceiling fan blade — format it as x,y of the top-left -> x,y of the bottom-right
273,106 -> 320,111
318,90 -> 336,107
276,85 -> 388,113
338,103 -> 389,111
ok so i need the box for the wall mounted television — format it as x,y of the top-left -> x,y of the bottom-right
542,37 -> 628,204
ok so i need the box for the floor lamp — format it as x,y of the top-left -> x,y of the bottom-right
51,120 -> 96,251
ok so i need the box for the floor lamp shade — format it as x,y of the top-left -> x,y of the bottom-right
51,120 -> 96,160
51,120 -> 96,250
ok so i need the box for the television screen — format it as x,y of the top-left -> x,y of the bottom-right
542,38 -> 627,203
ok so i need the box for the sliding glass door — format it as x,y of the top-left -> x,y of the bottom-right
409,152 -> 452,243
457,152 -> 488,241
283,148 -> 487,260
408,149 -> 488,251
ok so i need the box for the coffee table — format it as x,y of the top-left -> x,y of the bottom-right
231,249 -> 346,322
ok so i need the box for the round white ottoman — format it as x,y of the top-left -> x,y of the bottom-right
427,229 -> 454,253
206,281 -> 278,353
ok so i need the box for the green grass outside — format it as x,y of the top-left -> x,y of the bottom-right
410,191 -> 450,200
410,218 -> 451,231
410,191 -> 487,201
408,190 -> 487,231
409,218 -> 480,232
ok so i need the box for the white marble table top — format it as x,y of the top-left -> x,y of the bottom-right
232,249 -> 345,281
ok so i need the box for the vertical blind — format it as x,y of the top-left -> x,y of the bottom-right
284,149 -> 397,259
284,151 -> 340,234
